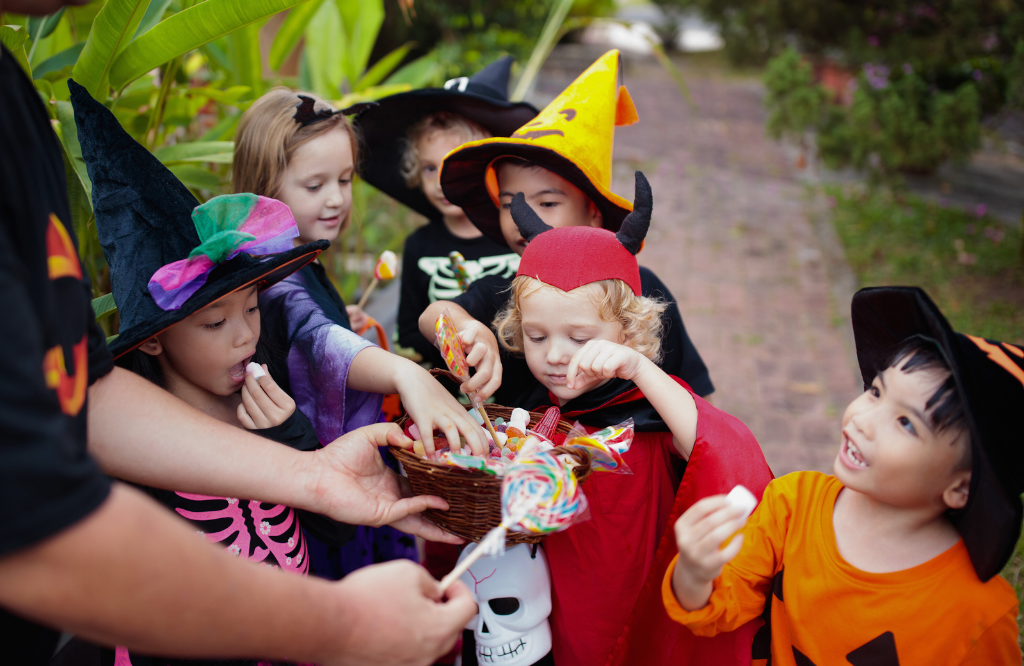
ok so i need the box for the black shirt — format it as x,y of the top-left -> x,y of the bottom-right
0,45 -> 115,659
452,266 -> 715,405
397,217 -> 518,366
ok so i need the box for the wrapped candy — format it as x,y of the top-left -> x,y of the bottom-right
533,406 -> 561,439
434,310 -> 502,445
560,419 -> 635,473
448,251 -> 471,291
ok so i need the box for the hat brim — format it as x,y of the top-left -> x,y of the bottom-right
851,286 -> 1023,581
109,240 -> 328,358
440,140 -> 633,245
354,90 -> 538,219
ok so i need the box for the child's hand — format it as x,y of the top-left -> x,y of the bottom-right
395,364 -> 488,457
566,340 -> 645,390
671,495 -> 749,610
237,364 -> 297,430
456,320 -> 502,401
346,305 -> 368,333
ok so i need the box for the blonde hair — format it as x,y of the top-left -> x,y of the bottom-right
399,111 -> 491,188
494,276 -> 666,363
233,88 -> 360,200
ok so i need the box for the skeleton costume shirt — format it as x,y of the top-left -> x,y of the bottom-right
662,472 -> 1021,666
397,216 -> 518,367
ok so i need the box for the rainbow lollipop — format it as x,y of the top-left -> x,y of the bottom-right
439,450 -> 585,591
449,251 -> 470,291
357,250 -> 398,308
434,310 -> 502,447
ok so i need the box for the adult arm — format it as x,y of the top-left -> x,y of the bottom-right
0,483 -> 476,666
87,369 -> 459,543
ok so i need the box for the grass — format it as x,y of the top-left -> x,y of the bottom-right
827,184 -> 1024,342
827,183 -> 1024,644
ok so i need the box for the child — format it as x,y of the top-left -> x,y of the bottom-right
664,287 -> 1023,665
353,57 -> 536,367
421,49 -> 715,407
232,90 -> 488,577
491,187 -> 773,666
71,81 -> 346,665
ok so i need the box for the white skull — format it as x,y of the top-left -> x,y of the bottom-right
457,543 -> 552,665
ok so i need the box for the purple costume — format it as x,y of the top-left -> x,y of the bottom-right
260,262 -> 418,578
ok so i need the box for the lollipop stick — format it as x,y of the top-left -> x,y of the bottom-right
356,278 -> 380,309
476,404 -> 502,447
438,526 -> 506,593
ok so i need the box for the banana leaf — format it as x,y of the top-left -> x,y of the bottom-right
72,0 -> 149,99
268,0 -> 326,72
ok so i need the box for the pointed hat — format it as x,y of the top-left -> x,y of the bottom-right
852,286 -> 1024,581
69,80 -> 327,359
353,56 -> 539,219
439,49 -> 639,244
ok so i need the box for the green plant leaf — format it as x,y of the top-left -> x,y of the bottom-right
335,0 -> 382,89
1,25 -> 32,79
109,0 -> 307,91
71,0 -> 149,99
511,0 -> 574,101
133,0 -> 174,39
303,0 -> 343,98
27,7 -> 66,43
33,42 -> 85,79
198,113 -> 241,141
168,164 -> 222,191
354,42 -> 411,92
92,293 -> 118,321
227,21 -> 263,97
154,141 -> 235,164
53,101 -> 93,207
183,85 -> 251,105
383,50 -> 439,87
268,0 -> 326,72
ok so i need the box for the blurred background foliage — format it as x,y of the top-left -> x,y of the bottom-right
0,0 -> 594,325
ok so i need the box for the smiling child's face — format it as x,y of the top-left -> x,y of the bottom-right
144,287 -> 261,398
836,364 -> 971,511
519,281 -> 624,405
276,125 -> 354,245
497,162 -> 603,255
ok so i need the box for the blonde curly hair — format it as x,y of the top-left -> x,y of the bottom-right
399,111 -> 491,188
494,276 -> 666,363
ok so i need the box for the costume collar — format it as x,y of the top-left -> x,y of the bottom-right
523,376 -> 685,432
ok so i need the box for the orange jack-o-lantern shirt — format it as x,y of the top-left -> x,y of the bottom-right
662,472 -> 1021,666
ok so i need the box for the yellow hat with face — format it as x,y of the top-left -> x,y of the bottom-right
439,49 -> 639,245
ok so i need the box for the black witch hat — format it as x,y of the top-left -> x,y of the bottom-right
851,286 -> 1024,581
352,56 -> 538,219
69,80 -> 328,358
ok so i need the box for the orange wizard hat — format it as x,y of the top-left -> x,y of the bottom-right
439,49 -> 639,245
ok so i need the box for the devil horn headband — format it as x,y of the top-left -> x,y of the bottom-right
510,193 -> 554,241
294,95 -> 378,127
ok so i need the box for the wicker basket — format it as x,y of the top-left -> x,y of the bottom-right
391,404 -> 591,545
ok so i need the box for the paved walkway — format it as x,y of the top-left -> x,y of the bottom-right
536,48 -> 865,475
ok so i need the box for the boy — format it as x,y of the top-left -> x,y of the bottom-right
353,57 -> 535,368
422,49 -> 715,406
665,286 -> 1022,665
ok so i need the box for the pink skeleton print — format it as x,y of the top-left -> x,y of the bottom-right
175,493 -> 308,574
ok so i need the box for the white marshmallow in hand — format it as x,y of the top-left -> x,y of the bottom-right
726,485 -> 757,521
246,362 -> 266,380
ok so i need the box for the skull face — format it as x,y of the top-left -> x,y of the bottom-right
457,543 -> 552,665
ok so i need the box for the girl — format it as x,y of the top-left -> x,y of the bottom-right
492,179 -> 773,666
233,89 -> 485,578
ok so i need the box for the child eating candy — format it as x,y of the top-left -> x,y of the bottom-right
490,182 -> 772,666
421,49 -> 715,407
664,287 -> 1022,665
353,57 -> 535,368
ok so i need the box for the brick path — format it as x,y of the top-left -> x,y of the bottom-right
537,50 -> 864,475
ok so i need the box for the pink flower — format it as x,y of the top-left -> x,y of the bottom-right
975,203 -> 987,217
259,520 -> 271,536
227,544 -> 242,556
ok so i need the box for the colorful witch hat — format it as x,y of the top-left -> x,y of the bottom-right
69,80 -> 327,358
512,171 -> 651,295
440,49 -> 639,244
851,286 -> 1024,581
353,56 -> 539,219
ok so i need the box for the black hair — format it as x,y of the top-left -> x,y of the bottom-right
885,335 -> 972,471
114,305 -> 287,390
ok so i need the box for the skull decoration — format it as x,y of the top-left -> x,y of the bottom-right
457,543 -> 552,665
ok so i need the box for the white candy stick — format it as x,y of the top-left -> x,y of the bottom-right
726,485 -> 757,521
246,362 -> 266,380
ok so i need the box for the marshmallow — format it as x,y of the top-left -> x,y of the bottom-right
246,362 -> 266,380
726,485 -> 757,521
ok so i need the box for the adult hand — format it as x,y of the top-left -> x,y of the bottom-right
458,320 -> 503,401
308,423 -> 463,543
237,364 -> 296,429
322,561 -> 477,666
396,364 -> 487,456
